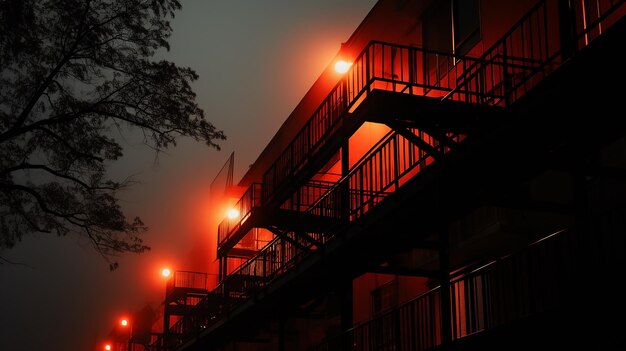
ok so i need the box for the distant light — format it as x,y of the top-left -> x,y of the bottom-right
105,344 -> 111,351
335,60 -> 352,74
121,319 -> 129,327
227,208 -> 240,219
162,268 -> 171,278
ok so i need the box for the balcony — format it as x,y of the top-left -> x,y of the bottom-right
261,42 -> 482,212
310,217 -> 626,350
217,183 -> 262,256
217,45 -> 483,257
229,0 -> 626,255
217,180 -> 345,257
164,270 -> 210,317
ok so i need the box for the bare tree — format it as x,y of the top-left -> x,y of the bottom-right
0,0 -> 226,269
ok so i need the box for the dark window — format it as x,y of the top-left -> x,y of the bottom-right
423,0 -> 453,53
371,278 -> 399,317
423,0 -> 481,55
453,0 -> 481,55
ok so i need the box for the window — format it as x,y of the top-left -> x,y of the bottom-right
371,278 -> 399,317
423,0 -> 453,53
423,0 -> 481,56
453,0 -> 481,55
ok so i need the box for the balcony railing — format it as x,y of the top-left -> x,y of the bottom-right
345,129 -> 458,221
222,126 -> 456,266
312,289 -> 443,351
219,0 -> 626,291
218,230 -> 328,298
308,227 -> 586,350
218,180 -> 336,252
281,180 -> 337,212
217,183 -> 262,247
213,125 -> 454,305
448,0 -> 626,106
166,270 -> 208,294
160,124 -> 458,350
262,42 -> 478,208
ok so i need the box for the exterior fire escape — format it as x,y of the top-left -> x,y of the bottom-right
150,0 -> 626,350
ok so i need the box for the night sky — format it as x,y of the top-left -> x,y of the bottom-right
0,1 -> 377,350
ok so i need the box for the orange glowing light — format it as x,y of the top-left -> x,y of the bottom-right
162,268 -> 171,278
227,208 -> 240,219
334,60 -> 352,74
105,344 -> 112,351
121,319 -> 129,327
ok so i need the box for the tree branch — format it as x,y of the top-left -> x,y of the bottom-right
1,77 -> 137,142
2,163 -> 119,191
36,126 -> 105,162
3,2 -> 93,139
0,256 -> 35,269
1,183 -> 83,221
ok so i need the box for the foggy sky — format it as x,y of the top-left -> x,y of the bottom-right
0,1 -> 377,350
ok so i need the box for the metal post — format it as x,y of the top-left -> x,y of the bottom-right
558,0 -> 577,60
439,221 -> 452,349
127,322 -> 133,351
341,141 -> 350,220
340,278 -> 353,351
437,175 -> 452,349
278,293 -> 286,351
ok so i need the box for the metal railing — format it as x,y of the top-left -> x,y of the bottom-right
217,183 -> 262,247
166,270 -> 208,293
448,0 -> 626,106
346,129 -> 453,221
571,0 -> 626,50
218,0 -> 626,292
218,230 -> 328,298
449,0 -> 552,106
281,180 -> 337,212
312,289 -> 443,351
160,123 -> 459,350
218,180 -> 336,251
262,42 -> 477,207
215,125 -> 456,305
309,227 -> 581,350
150,297 -> 217,351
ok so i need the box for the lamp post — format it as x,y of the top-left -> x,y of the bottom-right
161,267 -> 173,345
120,318 -> 133,351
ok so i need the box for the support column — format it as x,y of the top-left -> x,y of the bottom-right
558,0 -> 577,61
436,173 -> 453,349
572,157 -> 589,265
439,220 -> 452,349
340,278 -> 353,351
279,315 -> 286,351
221,256 -> 229,298
341,142 -> 350,220
163,301 -> 170,345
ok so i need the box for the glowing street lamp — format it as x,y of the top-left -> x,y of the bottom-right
161,267 -> 171,278
334,59 -> 352,74
104,344 -> 111,351
227,208 -> 239,219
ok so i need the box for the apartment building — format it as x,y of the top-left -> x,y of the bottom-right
148,0 -> 626,350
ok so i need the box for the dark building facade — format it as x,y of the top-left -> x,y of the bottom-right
147,0 -> 626,350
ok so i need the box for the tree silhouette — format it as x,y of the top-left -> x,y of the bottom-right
0,0 -> 226,269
